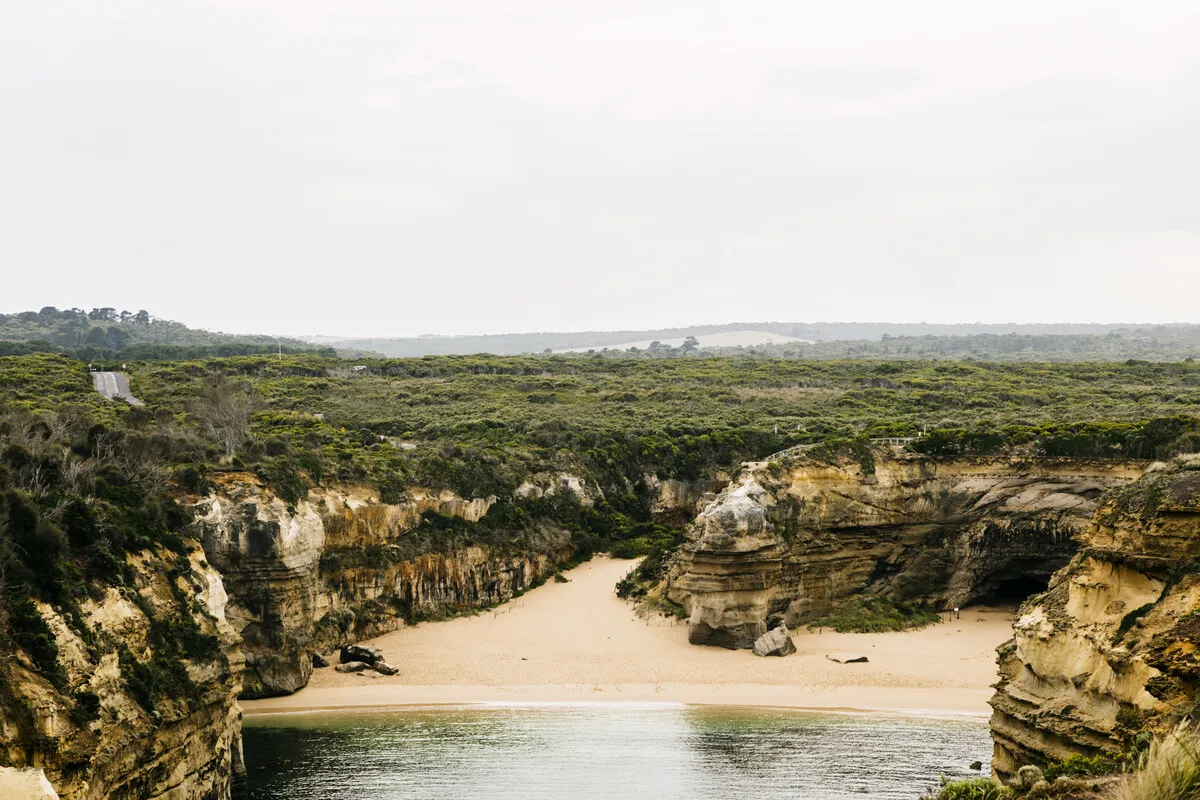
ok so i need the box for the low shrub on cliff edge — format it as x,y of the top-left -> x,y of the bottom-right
924,777 -> 1013,799
808,596 -> 941,633
1043,752 -> 1129,781
1112,725 -> 1200,800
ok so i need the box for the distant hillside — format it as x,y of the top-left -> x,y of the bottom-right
555,329 -> 813,353
0,306 -> 336,359
612,325 -> 1200,362
8,310 -> 1198,362
301,322 -> 1198,359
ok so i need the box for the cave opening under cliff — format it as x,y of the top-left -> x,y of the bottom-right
986,574 -> 1051,605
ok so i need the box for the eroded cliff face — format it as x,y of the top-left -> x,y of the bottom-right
989,461 -> 1200,782
193,479 -> 325,699
666,453 -> 1144,649
193,475 -> 576,698
0,545 -> 244,800
315,488 -> 572,645
643,473 -> 729,527
194,466 -> 728,698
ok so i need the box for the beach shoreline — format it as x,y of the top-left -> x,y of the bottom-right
242,556 -> 1013,721
242,683 -> 994,719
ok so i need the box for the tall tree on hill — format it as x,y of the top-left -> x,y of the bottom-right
189,377 -> 259,460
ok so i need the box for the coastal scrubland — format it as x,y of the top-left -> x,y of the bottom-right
2,348 -> 1199,797
6,352 -> 1200,567
5,350 -> 1197,672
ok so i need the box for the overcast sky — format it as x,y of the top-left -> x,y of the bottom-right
2,1 -> 1198,336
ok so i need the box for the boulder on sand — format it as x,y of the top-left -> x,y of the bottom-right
752,626 -> 797,657
826,653 -> 869,664
335,661 -> 370,673
340,644 -> 384,666
312,652 -> 329,668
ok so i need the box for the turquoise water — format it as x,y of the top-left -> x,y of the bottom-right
243,704 -> 990,799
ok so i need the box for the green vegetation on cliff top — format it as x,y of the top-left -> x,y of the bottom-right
5,350 -> 1199,570
7,353 -> 1200,502
0,395 -> 229,733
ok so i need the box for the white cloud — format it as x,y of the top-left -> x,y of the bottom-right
0,0 -> 1198,335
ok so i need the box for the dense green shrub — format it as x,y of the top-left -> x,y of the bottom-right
69,689 -> 101,725
923,777 -> 1013,800
1043,752 -> 1127,780
0,401 -> 220,711
118,644 -> 198,713
6,597 -> 66,689
809,596 -> 941,633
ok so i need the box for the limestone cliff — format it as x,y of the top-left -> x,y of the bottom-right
194,466 -> 726,698
643,473 -> 729,527
193,476 -> 574,698
193,478 -> 325,699
665,452 -> 1144,649
0,544 -> 244,800
989,459 -> 1200,782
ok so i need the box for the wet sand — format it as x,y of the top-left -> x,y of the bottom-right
243,557 -> 1013,717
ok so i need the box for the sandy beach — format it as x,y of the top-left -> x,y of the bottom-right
242,557 -> 1013,718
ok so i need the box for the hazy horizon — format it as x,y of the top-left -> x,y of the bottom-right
5,306 -> 1198,341
4,2 -> 1199,336
297,319 -> 1196,341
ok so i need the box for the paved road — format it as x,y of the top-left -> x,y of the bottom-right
92,371 -> 144,406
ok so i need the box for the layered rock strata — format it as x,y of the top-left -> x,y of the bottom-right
193,466 -> 731,698
193,476 -> 575,698
666,453 -> 1144,649
194,480 -> 324,698
0,545 -> 244,800
989,460 -> 1200,781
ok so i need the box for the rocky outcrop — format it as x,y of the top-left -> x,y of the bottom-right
752,626 -> 796,657
194,479 -> 324,698
644,473 -> 730,527
0,545 -> 244,800
193,477 -> 573,697
194,466 -> 726,698
666,453 -> 1144,649
989,460 -> 1200,782
339,644 -> 383,666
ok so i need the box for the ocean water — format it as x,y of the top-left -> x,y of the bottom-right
242,704 -> 991,799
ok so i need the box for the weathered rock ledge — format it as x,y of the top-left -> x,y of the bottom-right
665,453 -> 1144,649
988,460 -> 1200,781
191,476 -> 577,697
0,545 -> 244,800
192,468 -> 726,699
